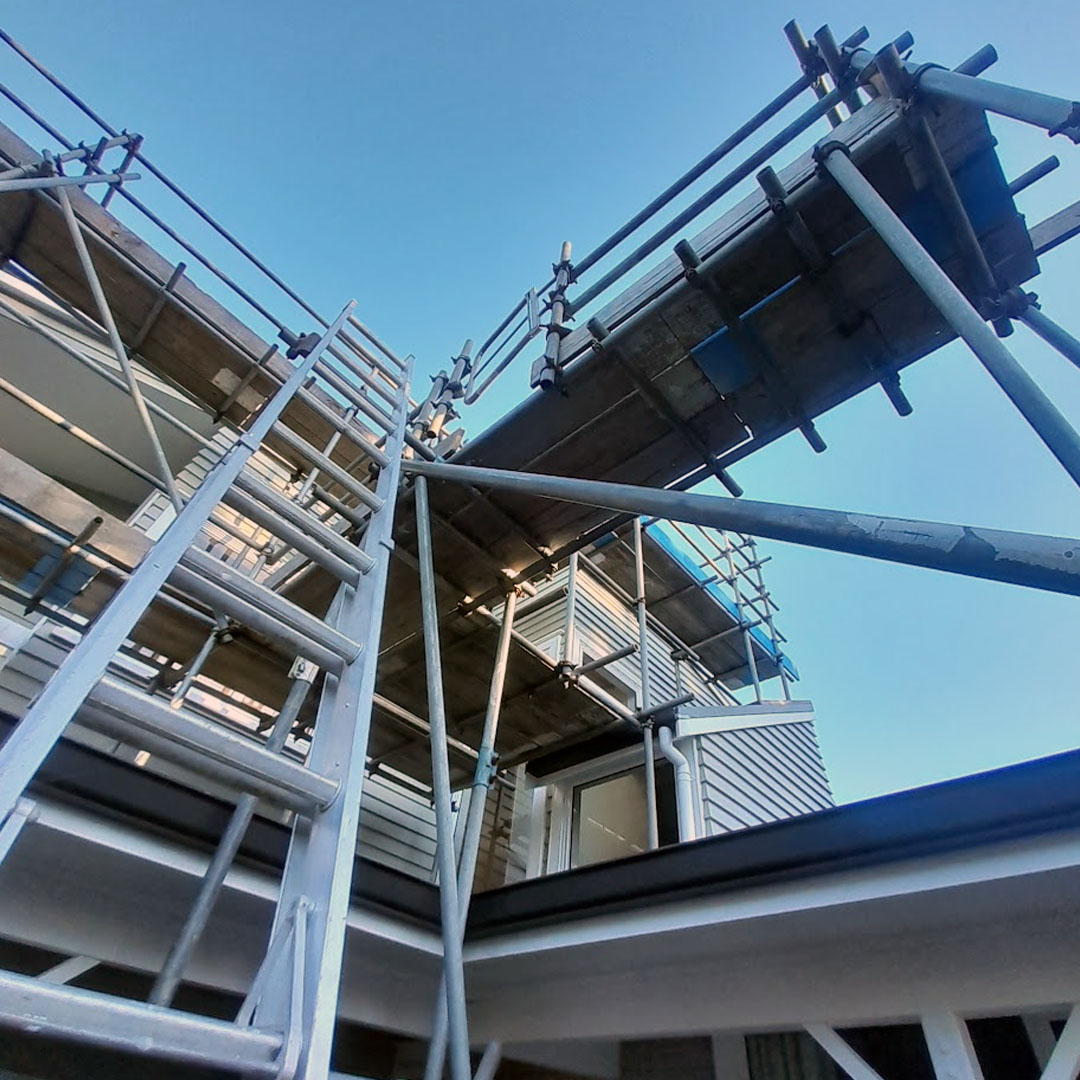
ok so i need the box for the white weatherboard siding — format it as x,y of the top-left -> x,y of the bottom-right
0,619 -> 443,880
512,563 -> 727,710
694,719 -> 833,835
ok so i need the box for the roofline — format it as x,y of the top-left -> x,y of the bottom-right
7,711 -> 1080,940
466,744 -> 1080,934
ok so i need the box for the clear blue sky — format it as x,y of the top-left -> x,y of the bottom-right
4,0 -> 1078,803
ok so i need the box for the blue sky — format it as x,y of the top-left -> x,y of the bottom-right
3,0 -> 1078,803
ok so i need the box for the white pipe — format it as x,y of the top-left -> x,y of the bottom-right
658,726 -> 697,842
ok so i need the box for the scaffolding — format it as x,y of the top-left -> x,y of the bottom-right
0,14 -> 1076,1080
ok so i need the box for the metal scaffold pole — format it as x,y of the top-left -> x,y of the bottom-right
1020,304 -> 1080,371
817,143 -> 1080,491
633,517 -> 660,851
54,182 -> 184,512
424,586 -> 520,1080
402,459 -> 1080,597
414,474 -> 473,1080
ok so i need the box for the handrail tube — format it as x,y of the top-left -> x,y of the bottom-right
568,86 -> 843,315
572,72 -> 812,281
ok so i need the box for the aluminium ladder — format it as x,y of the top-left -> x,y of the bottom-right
0,299 -> 413,1080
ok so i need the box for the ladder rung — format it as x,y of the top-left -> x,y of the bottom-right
172,556 -> 361,674
228,473 -> 373,578
313,359 -> 398,435
309,483 -> 370,530
327,341 -> 399,408
0,969 -> 282,1076
270,422 -> 385,513
291,384 -> 391,469
86,676 -> 338,812
339,327 -> 404,385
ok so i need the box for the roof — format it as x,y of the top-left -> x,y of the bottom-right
8,707 -> 1080,938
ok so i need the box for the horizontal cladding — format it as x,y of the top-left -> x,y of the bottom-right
696,720 -> 834,837
513,566 -> 727,707
0,626 -> 441,881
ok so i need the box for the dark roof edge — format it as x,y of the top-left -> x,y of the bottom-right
0,714 -> 440,927
7,714 -> 1080,941
467,744 -> 1080,936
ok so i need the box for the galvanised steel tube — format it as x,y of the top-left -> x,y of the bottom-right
0,169 -> 136,193
820,145 -> 1080,490
424,588 -> 519,1080
633,518 -> 660,851
56,184 -> 184,511
402,460 -> 1080,597
1020,306 -> 1080,372
413,475 -> 472,1080
572,72 -> 813,281
149,666 -> 316,1006
569,87 -> 844,314
0,302 -> 355,823
915,65 -> 1080,142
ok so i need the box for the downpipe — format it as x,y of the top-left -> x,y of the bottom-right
657,726 -> 697,842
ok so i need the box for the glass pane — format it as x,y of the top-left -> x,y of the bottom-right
570,764 -> 678,869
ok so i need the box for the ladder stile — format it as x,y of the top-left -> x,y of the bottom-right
248,356 -> 413,1079
0,301 -> 410,1078
0,301 -> 357,826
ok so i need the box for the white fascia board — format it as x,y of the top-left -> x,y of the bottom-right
675,700 -> 815,738
19,797 -> 442,957
465,825 -> 1080,962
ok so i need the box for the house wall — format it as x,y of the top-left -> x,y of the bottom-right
692,720 -> 833,836
513,561 -> 731,712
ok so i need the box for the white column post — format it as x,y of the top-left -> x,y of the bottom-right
920,1011 -> 985,1080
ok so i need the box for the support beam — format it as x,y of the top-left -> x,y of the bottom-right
414,475 -> 472,1080
1041,1005 -> 1080,1080
711,1033 -> 751,1080
1031,199 -> 1080,257
820,144 -> 1080,491
402,460 -> 1080,597
1021,306 -> 1080,372
805,1024 -> 886,1080
1023,1015 -> 1059,1070
921,1011 -> 985,1080
424,590 -> 519,1080
38,956 -> 99,986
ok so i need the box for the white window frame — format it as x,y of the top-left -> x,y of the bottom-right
541,743 -> 663,873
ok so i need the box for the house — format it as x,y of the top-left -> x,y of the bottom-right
0,17 -> 1078,1080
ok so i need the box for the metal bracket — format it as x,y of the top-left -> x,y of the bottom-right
288,656 -> 319,683
526,288 -> 540,333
